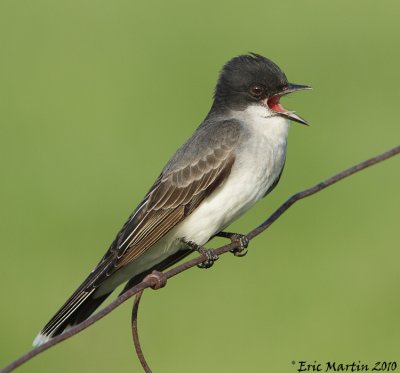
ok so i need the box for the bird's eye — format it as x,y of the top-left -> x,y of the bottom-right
249,84 -> 265,98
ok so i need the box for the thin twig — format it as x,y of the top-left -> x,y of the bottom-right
1,145 -> 399,373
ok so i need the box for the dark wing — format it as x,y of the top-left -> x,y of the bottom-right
110,150 -> 234,270
91,119 -> 242,286
37,120 -> 243,341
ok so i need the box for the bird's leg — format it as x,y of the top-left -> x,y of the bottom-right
185,240 -> 219,269
215,231 -> 249,257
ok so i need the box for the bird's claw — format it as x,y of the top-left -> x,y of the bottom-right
186,240 -> 219,269
197,248 -> 219,269
215,231 -> 250,257
231,247 -> 248,257
229,234 -> 249,258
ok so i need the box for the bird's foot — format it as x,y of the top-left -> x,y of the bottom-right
216,231 -> 249,257
186,241 -> 219,269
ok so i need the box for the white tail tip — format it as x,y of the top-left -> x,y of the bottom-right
33,333 -> 51,347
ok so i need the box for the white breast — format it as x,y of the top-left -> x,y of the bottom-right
175,105 -> 290,245
96,106 -> 290,295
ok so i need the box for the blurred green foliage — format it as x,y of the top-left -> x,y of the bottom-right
0,1 -> 399,372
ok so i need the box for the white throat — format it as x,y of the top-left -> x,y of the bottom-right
231,103 -> 290,141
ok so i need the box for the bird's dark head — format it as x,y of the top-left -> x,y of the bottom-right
213,53 -> 311,125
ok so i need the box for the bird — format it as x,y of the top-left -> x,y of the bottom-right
33,53 -> 311,347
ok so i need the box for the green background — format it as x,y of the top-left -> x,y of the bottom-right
1,1 -> 399,372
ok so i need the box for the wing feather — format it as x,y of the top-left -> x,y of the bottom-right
84,120 -> 241,290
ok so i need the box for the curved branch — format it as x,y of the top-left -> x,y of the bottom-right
131,291 -> 152,373
131,271 -> 167,373
1,145 -> 399,373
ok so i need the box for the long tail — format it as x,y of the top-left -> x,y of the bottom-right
33,286 -> 112,347
33,247 -> 193,347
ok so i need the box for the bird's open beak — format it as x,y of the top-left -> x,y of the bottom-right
266,83 -> 312,125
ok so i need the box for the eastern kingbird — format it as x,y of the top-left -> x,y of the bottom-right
33,53 -> 311,346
